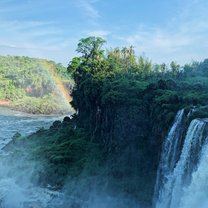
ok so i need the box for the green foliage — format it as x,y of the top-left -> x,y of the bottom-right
68,35 -> 208,145
65,37 -> 208,203
136,56 -> 152,75
188,106 -> 208,122
0,56 -> 73,114
170,61 -> 180,76
76,36 -> 106,60
11,94 -> 69,114
11,118 -> 102,187
6,37 -> 208,205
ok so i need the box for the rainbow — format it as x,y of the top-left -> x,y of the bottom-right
41,60 -> 73,111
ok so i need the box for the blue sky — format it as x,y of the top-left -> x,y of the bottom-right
0,0 -> 208,66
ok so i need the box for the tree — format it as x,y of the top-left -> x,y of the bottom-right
136,56 -> 152,76
161,63 -> 166,73
170,61 -> 180,76
76,36 -> 106,60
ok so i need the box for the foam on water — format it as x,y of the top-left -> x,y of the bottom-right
0,109 -> 64,207
154,115 -> 208,208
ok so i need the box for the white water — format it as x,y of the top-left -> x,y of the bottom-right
153,109 -> 184,204
180,142 -> 208,208
155,117 -> 208,208
0,107 -> 65,150
2,107 -> 208,208
0,108 -> 65,208
0,108 -> 139,208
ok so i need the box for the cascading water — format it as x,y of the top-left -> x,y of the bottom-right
154,115 -> 208,208
179,132 -> 208,208
153,109 -> 185,205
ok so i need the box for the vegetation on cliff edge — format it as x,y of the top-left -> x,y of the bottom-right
5,37 -> 208,206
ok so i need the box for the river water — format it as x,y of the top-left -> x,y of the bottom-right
0,107 -> 66,208
0,107 -> 141,208
0,107 -> 66,150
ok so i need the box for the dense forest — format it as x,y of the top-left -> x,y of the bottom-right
0,56 -> 73,114
5,37 -> 208,207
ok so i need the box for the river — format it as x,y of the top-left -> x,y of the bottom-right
0,107 -> 67,208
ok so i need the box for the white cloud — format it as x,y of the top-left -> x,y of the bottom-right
0,17 -> 74,65
0,1 -> 79,65
86,30 -> 110,38
0,19 -> 62,47
0,20 -> 54,30
0,0 -> 207,66
76,0 -> 100,19
118,0 -> 208,64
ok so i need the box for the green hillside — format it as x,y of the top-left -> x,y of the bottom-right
0,56 -> 73,114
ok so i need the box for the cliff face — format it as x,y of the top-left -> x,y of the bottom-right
71,79 -> 187,205
64,41 -> 208,206
3,88 -> 208,207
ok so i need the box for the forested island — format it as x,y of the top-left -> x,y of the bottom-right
3,37 -> 208,207
0,56 -> 73,114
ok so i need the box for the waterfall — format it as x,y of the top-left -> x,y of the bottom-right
153,109 -> 185,204
154,117 -> 208,208
180,139 -> 208,208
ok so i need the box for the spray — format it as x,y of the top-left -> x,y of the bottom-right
41,60 -> 72,111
